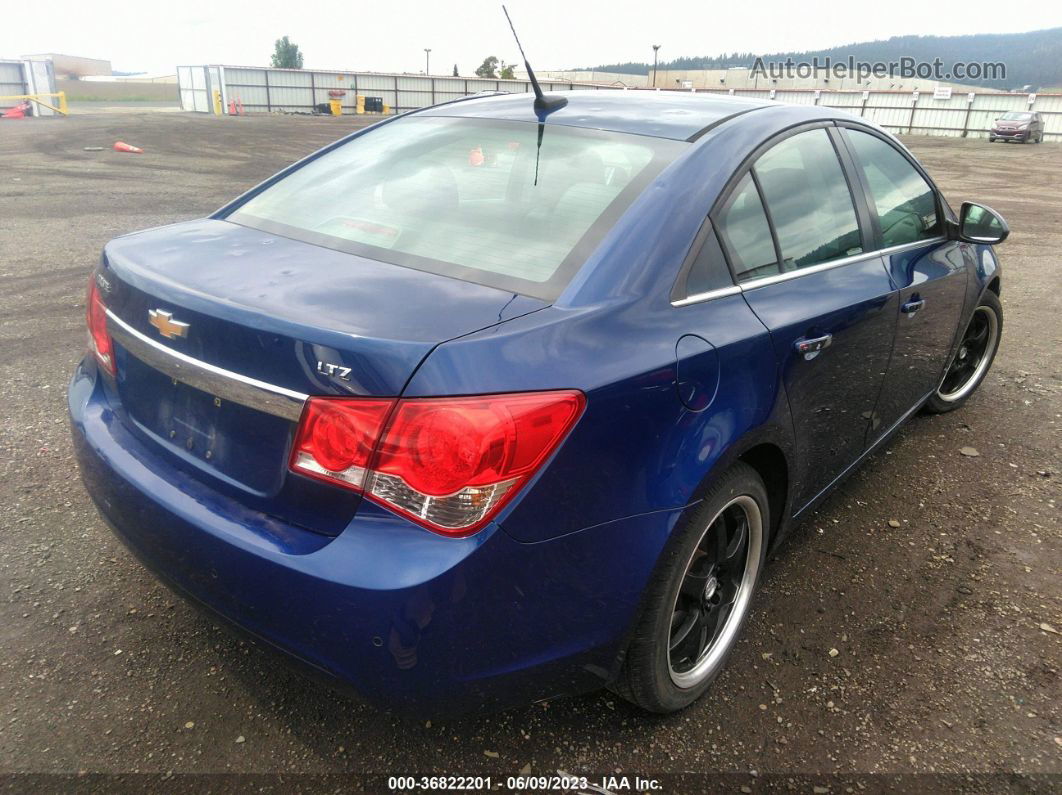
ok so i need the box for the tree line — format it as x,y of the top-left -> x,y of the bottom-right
578,27 -> 1062,90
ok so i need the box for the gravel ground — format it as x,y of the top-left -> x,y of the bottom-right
0,113 -> 1059,792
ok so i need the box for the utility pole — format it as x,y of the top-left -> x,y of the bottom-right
424,48 -> 431,75
652,44 -> 661,88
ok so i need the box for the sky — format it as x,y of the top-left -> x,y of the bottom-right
4,0 -> 1061,76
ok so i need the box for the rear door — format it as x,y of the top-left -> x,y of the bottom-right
713,125 -> 898,510
838,126 -> 967,443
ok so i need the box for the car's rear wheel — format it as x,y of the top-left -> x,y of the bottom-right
613,462 -> 768,713
924,291 -> 1002,414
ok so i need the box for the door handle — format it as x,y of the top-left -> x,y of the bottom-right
795,333 -> 833,360
902,297 -> 926,315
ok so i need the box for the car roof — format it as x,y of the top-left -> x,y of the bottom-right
415,91 -> 774,142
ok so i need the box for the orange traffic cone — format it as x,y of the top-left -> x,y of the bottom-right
113,141 -> 143,154
2,101 -> 28,119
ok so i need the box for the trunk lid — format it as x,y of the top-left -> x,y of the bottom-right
99,219 -> 545,533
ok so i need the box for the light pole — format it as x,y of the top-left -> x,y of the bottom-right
651,44 -> 661,88
424,48 -> 431,75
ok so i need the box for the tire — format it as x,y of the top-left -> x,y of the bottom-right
988,137 -> 996,143
613,462 -> 769,713
924,290 -> 1002,414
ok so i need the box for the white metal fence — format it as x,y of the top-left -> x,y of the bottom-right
178,65 -> 608,116
0,59 -> 57,115
0,61 -> 25,99
177,65 -> 223,113
713,87 -> 1062,141
177,65 -> 1061,142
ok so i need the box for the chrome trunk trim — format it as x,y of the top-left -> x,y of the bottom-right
105,309 -> 308,422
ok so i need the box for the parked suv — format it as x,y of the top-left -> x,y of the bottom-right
989,111 -> 1045,143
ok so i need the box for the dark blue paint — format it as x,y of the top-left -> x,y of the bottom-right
103,219 -> 546,395
741,258 -> 898,507
69,93 -> 1003,714
675,335 -> 719,411
406,294 -> 786,542
71,361 -> 681,712
870,240 -> 969,440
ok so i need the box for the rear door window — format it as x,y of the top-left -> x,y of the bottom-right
846,129 -> 941,248
715,173 -> 778,282
752,129 -> 864,272
227,117 -> 684,301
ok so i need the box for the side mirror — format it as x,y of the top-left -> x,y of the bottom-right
956,201 -> 1009,245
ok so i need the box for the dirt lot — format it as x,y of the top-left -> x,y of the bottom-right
0,113 -> 1058,792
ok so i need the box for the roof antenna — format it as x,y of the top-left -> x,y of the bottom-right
502,5 -> 567,113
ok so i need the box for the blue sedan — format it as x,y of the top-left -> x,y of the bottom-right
69,91 -> 1008,714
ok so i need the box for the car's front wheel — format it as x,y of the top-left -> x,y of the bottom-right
924,290 -> 1003,413
613,462 -> 768,713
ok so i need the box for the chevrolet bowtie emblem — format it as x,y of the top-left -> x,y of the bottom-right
148,309 -> 190,340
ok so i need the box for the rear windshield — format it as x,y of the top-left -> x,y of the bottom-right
227,116 -> 684,300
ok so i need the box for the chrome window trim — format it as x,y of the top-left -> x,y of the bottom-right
105,310 -> 308,422
671,235 -> 948,306
877,236 -> 947,257
738,250 -> 883,291
671,285 -> 742,307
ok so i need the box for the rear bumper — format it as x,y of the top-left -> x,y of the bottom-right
69,358 -> 679,714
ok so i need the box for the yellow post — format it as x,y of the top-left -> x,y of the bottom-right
383,103 -> 390,115
356,94 -> 365,114
329,98 -> 342,116
212,89 -> 223,116
57,91 -> 68,115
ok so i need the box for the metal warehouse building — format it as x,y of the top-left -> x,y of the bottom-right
20,53 -> 111,78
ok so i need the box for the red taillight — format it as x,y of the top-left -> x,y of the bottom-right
290,399 -> 394,490
86,278 -> 115,375
289,391 -> 585,536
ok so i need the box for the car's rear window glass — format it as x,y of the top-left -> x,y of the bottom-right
683,228 -> 736,297
716,173 -> 778,282
227,116 -> 684,301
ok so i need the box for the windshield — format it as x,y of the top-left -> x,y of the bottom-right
999,112 -> 1032,121
227,116 -> 684,301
